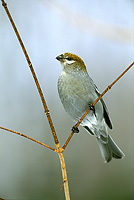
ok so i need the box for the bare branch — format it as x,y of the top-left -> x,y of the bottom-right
1,0 -> 70,199
1,1 -> 133,200
1,0 -> 59,145
62,61 -> 134,150
0,126 -> 56,152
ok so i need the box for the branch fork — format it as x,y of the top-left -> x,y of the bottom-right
0,1 -> 134,200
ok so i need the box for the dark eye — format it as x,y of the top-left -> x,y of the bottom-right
66,57 -> 72,61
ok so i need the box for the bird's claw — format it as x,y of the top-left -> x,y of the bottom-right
71,125 -> 79,133
89,103 -> 96,117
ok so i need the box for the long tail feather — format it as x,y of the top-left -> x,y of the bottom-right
97,135 -> 125,162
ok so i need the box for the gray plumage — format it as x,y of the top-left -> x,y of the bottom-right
57,53 -> 124,162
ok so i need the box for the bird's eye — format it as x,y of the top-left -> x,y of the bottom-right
65,57 -> 75,64
66,57 -> 72,61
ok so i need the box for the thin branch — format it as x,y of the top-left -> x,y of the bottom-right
1,1 -> 133,200
1,0 -> 58,145
62,61 -> 134,150
1,1 -> 70,199
0,126 -> 56,152
57,143 -> 70,199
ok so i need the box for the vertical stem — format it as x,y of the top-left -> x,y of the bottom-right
1,0 -> 58,145
1,1 -> 71,199
56,144 -> 70,200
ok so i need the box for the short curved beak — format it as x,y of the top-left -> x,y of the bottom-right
56,54 -> 64,61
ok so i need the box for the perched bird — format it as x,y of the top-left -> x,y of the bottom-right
56,53 -> 124,162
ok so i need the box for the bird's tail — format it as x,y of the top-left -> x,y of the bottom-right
96,135 -> 125,162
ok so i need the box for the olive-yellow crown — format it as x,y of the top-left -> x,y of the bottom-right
56,53 -> 87,72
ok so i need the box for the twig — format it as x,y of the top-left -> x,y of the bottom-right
1,0 -> 58,145
1,1 -> 133,199
62,61 -> 134,150
1,0 -> 70,199
57,143 -> 70,199
0,126 -> 56,152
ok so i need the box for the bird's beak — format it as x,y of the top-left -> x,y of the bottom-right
56,54 -> 64,61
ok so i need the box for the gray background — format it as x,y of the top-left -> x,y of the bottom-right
0,0 -> 134,199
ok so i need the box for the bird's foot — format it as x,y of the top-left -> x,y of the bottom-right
71,125 -> 79,133
88,103 -> 96,117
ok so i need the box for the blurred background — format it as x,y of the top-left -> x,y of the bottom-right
0,0 -> 133,199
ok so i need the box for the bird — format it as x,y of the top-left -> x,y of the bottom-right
56,53 -> 125,162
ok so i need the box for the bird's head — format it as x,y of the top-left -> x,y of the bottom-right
56,53 -> 87,73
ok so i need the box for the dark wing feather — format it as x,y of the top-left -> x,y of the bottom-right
95,87 -> 113,129
83,126 -> 94,135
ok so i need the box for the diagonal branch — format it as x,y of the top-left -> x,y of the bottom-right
1,0 -> 59,145
1,0 -> 70,199
62,61 -> 134,150
0,126 -> 56,152
1,1 -> 133,200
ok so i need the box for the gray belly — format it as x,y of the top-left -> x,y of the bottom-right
58,74 -> 103,123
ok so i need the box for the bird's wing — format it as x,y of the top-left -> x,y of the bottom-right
95,86 -> 113,129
